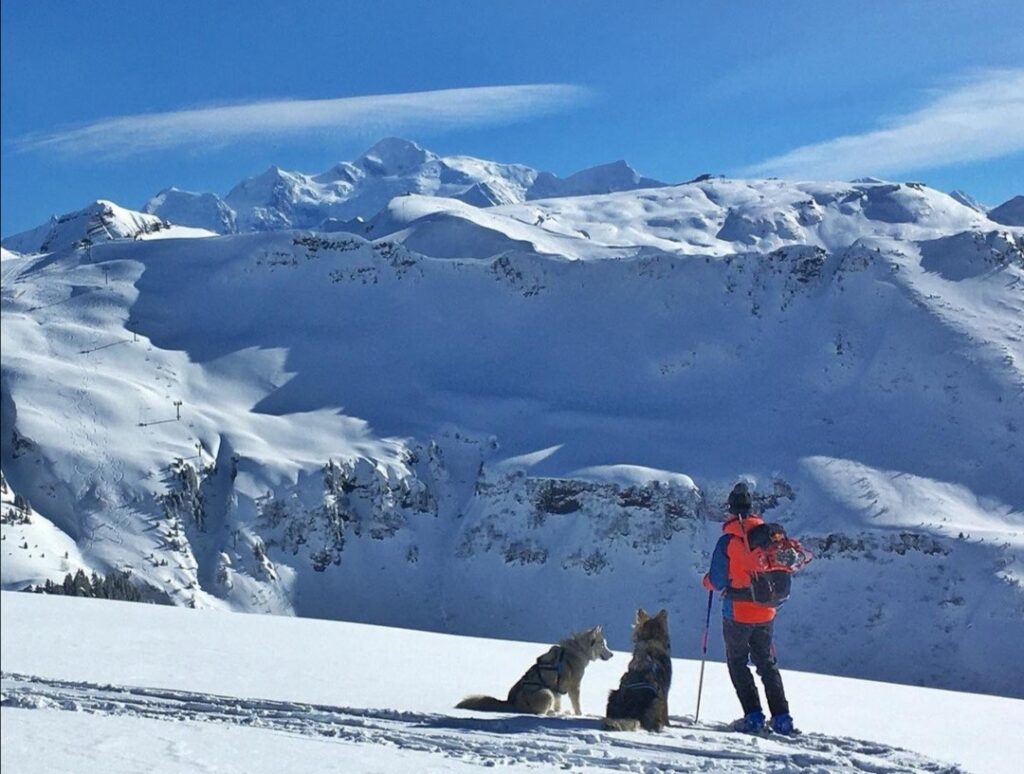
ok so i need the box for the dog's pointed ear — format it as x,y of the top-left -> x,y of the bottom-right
592,624 -> 603,636
655,609 -> 668,622
635,608 -> 649,624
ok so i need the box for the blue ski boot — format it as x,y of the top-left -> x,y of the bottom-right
770,713 -> 795,735
731,710 -> 765,733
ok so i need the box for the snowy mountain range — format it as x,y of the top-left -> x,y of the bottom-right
2,144 -> 1022,701
137,137 -> 668,237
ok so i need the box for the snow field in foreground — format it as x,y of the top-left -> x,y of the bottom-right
2,592 -> 1021,773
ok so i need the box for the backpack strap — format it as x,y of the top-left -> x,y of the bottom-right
724,585 -> 755,600
528,646 -> 568,693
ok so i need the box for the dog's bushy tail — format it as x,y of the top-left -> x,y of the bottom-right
602,717 -> 641,731
456,695 -> 516,712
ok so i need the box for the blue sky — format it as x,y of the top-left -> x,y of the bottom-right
2,0 -> 1022,236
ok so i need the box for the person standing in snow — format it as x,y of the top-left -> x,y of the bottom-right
702,482 -> 795,734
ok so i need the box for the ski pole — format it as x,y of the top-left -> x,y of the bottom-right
695,588 -> 714,723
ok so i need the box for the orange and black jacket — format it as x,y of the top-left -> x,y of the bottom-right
703,514 -> 776,624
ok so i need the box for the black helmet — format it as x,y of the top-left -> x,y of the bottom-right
727,482 -> 753,515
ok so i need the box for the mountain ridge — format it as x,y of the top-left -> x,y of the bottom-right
137,138 -> 668,235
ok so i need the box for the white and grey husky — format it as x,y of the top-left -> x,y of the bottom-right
457,626 -> 613,715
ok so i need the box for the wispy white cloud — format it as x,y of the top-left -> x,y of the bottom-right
743,69 -> 1024,180
13,84 -> 591,158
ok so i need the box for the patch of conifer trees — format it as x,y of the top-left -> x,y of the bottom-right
33,569 -> 143,602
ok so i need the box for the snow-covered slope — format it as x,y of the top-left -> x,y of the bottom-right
0,472 -> 95,589
479,178 -> 995,256
141,138 -> 666,233
4,592 -> 1021,774
362,178 -> 1011,265
2,169 -> 1022,700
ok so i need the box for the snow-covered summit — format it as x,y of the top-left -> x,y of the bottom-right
144,187 -> 237,234
222,165 -> 325,232
526,159 -> 665,199
1,200 -> 170,255
357,136 -> 435,175
948,189 -> 986,213
989,194 -> 1024,226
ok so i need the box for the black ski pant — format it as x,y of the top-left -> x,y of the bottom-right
723,618 -> 790,717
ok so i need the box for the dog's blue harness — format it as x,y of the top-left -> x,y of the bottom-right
526,646 -> 568,693
619,660 -> 664,694
619,679 -> 659,693
536,647 -> 566,674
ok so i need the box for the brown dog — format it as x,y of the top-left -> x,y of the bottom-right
603,608 -> 672,731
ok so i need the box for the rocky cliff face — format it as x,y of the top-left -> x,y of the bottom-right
138,430 -> 1023,697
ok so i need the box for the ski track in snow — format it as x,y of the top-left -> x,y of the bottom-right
0,672 -> 961,773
